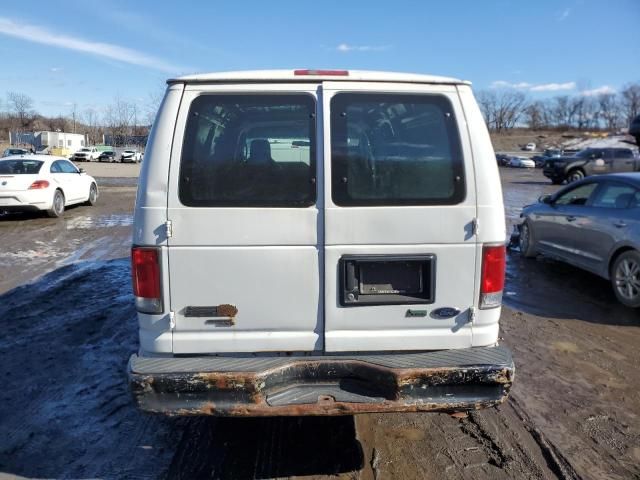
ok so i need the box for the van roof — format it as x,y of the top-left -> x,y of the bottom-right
168,69 -> 470,86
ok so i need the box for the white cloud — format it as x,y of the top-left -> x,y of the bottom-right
530,82 -> 577,92
581,85 -> 616,96
558,8 -> 571,21
50,67 -> 62,73
0,17 -> 182,73
491,80 -> 576,92
336,43 -> 390,52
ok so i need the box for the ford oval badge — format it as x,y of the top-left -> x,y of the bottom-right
431,307 -> 461,319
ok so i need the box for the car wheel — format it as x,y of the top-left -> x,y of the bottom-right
612,251 -> 640,308
567,169 -> 584,183
47,190 -> 65,218
519,221 -> 537,258
85,183 -> 98,206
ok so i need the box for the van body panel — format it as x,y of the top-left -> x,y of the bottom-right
457,85 -> 504,346
133,84 -> 183,246
169,246 -> 321,353
321,82 -> 478,351
166,84 -> 323,353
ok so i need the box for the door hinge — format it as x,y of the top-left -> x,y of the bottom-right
472,218 -> 480,236
469,306 -> 476,324
165,220 -> 173,238
169,311 -> 175,329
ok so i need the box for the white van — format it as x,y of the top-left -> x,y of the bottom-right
128,70 -> 513,416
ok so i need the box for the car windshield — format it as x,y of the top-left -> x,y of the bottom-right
4,149 -> 25,156
0,159 -> 44,174
124,150 -> 135,154
80,148 -> 91,152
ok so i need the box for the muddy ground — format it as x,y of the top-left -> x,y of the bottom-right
1,169 -> 639,480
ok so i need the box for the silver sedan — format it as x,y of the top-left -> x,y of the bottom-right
514,173 -> 640,307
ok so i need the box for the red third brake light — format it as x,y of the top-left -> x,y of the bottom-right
28,180 -> 50,189
131,247 -> 162,313
294,69 -> 349,76
480,244 -> 506,309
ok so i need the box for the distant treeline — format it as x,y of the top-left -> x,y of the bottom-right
0,92 -> 160,145
477,82 -> 639,133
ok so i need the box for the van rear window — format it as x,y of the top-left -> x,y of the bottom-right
330,93 -> 465,206
179,94 -> 316,207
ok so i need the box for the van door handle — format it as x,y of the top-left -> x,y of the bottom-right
613,221 -> 627,228
566,216 -> 577,222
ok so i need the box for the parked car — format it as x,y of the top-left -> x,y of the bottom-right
630,114 -> 640,147
543,148 -> 563,158
2,148 -> 28,157
127,69 -> 513,417
543,147 -> 640,184
0,154 -> 98,217
120,150 -> 142,163
496,153 -> 511,166
98,150 -> 116,163
530,155 -> 546,167
532,149 -> 564,168
509,156 -> 536,168
523,143 -> 536,151
72,147 -> 100,162
35,145 -> 51,154
513,173 -> 640,307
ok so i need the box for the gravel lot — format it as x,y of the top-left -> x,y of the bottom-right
0,167 -> 638,480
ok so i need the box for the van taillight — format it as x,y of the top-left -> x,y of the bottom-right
131,247 -> 163,313
28,180 -> 50,189
480,244 -> 505,309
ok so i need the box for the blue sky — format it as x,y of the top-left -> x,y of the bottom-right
0,0 -> 638,118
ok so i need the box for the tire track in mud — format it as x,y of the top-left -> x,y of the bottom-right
354,401 -> 575,480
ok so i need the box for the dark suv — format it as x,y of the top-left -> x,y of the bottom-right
630,114 -> 640,147
543,147 -> 639,184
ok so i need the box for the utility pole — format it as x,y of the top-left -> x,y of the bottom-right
71,103 -> 77,134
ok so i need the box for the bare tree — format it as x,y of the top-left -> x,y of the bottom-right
145,82 -> 166,126
477,90 -> 528,132
598,93 -> 620,130
524,101 -> 545,130
620,82 -> 640,124
6,92 -> 35,130
82,108 -> 100,145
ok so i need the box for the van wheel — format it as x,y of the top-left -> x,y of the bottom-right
85,183 -> 98,206
612,250 -> 640,308
567,169 -> 584,183
519,221 -> 536,258
47,190 -> 65,218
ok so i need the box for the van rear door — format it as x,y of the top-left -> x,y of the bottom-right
322,82 -> 478,352
167,84 -> 322,354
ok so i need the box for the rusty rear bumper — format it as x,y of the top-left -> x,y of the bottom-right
128,346 -> 514,416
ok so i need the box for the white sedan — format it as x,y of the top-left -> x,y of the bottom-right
120,150 -> 142,163
509,156 -> 536,168
0,155 -> 98,217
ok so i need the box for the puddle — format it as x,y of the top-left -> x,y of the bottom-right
66,214 -> 133,229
